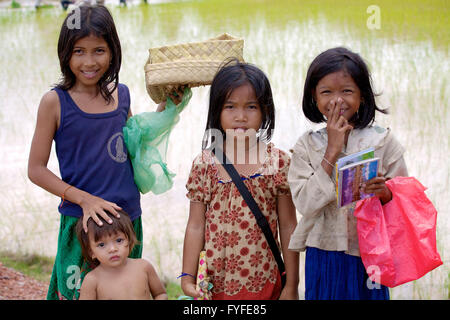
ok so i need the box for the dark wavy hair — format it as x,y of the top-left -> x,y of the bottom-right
76,210 -> 138,267
203,59 -> 275,149
302,47 -> 387,129
56,3 -> 121,104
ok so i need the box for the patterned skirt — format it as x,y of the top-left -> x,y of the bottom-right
46,214 -> 143,300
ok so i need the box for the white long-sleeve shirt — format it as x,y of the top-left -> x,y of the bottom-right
288,125 -> 408,256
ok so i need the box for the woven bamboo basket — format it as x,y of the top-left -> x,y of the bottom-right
144,33 -> 244,103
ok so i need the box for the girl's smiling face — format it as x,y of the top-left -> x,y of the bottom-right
69,34 -> 111,89
313,70 -> 362,124
220,82 -> 263,137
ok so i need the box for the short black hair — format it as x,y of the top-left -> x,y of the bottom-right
203,59 -> 275,149
56,3 -> 121,104
302,47 -> 387,129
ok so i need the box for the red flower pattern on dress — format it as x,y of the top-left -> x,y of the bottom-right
218,210 -> 229,224
227,231 -> 241,248
212,257 -> 225,272
186,144 -> 290,299
214,277 -> 225,292
225,279 -> 241,295
246,271 -> 266,292
249,251 -> 264,267
228,205 -> 244,226
226,254 -> 243,274
212,230 -> 228,251
245,227 -> 262,245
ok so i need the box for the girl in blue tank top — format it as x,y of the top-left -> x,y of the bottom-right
28,4 -> 182,300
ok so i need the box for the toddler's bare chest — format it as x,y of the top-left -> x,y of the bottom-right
96,271 -> 150,300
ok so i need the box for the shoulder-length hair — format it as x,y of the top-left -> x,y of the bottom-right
56,4 -> 121,104
203,59 -> 275,150
302,47 -> 387,129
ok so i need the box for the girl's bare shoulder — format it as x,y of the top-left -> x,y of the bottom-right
33,89 -> 61,130
37,90 -> 61,121
39,90 -> 59,108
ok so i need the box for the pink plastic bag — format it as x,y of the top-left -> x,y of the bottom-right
354,176 -> 442,287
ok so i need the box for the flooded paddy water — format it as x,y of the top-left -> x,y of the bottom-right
0,0 -> 448,299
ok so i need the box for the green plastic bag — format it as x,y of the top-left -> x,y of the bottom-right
123,87 -> 192,194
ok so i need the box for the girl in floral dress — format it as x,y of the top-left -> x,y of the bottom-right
181,61 -> 299,300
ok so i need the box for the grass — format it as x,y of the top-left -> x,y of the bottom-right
0,250 -> 184,299
0,250 -> 54,283
10,0 -> 21,9
165,280 -> 184,300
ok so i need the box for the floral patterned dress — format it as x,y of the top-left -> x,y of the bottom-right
186,143 -> 291,300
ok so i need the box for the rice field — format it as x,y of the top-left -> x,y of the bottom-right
0,0 -> 448,299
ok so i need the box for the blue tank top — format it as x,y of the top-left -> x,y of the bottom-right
53,84 -> 141,220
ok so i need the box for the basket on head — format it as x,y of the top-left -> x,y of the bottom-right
144,33 -> 245,103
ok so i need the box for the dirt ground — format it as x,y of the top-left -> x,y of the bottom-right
0,262 -> 48,300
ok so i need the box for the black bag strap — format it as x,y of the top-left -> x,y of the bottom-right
213,148 -> 286,287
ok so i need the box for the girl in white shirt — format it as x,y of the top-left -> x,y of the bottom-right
288,47 -> 408,300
